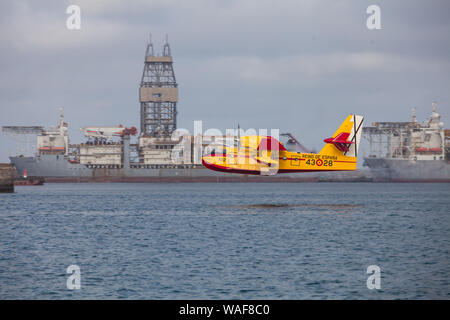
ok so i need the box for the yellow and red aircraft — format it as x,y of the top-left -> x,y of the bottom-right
202,114 -> 363,175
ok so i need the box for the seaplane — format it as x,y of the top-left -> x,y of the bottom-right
201,114 -> 363,175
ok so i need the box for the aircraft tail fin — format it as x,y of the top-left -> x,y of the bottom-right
319,114 -> 364,157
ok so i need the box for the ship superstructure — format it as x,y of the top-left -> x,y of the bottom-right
362,103 -> 450,182
37,109 -> 69,156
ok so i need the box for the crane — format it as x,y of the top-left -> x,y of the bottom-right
81,125 -> 137,141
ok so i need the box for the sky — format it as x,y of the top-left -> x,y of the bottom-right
0,0 -> 449,161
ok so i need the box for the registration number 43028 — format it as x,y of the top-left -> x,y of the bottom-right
305,159 -> 333,166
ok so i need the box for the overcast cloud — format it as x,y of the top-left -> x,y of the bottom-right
0,0 -> 449,161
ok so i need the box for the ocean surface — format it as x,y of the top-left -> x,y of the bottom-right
0,182 -> 449,299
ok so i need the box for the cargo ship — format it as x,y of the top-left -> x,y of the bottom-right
6,109 -> 369,183
362,103 -> 450,182
2,36 -> 369,182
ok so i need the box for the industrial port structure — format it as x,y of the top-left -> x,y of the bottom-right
0,163 -> 14,192
140,35 -> 178,137
2,35 -> 448,182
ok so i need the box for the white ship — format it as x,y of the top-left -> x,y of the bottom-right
363,103 -> 450,182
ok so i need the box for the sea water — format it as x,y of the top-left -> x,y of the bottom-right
0,182 -> 449,299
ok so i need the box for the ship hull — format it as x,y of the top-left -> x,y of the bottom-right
9,155 -> 370,182
363,157 -> 450,182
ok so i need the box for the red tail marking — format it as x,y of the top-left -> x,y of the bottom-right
324,132 -> 354,152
